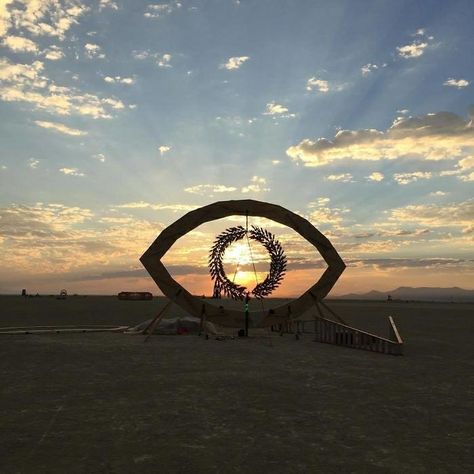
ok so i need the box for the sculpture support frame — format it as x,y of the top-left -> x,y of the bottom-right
140,199 -> 346,328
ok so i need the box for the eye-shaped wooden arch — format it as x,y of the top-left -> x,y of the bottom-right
140,199 -> 345,328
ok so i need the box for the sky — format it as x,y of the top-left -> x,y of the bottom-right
0,0 -> 473,297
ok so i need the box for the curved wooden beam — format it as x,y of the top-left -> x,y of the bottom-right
140,199 -> 345,328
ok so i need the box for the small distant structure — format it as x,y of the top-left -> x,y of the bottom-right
57,289 -> 68,300
387,294 -> 393,302
21,289 -> 27,297
118,291 -> 153,301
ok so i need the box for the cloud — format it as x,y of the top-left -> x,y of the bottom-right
144,2 -> 181,18
2,35 -> 38,53
28,158 -> 39,169
443,78 -> 470,89
157,53 -> 172,68
360,63 -> 387,76
184,184 -> 238,195
241,176 -> 269,193
220,56 -> 249,70
367,172 -> 384,182
0,57 -> 126,118
43,45 -> 64,61
307,197 -> 350,226
325,173 -> 353,182
159,145 -> 171,156
0,1 -> 89,40
263,101 -> 295,118
115,202 -> 197,212
438,155 -> 474,181
93,153 -> 106,162
59,168 -> 85,177
430,191 -> 448,196
84,43 -> 105,59
393,171 -> 432,185
389,199 -> 473,231
286,108 -> 474,167
306,77 -> 328,92
104,76 -> 135,85
0,202 -> 165,276
397,41 -> 428,58
99,0 -> 119,11
133,50 -> 172,67
264,102 -> 288,115
306,77 -> 344,93
35,120 -> 87,136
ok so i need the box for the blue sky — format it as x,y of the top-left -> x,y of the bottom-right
0,0 -> 473,295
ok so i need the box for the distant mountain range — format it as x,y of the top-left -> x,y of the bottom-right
337,287 -> 474,302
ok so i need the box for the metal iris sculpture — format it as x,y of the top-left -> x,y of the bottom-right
209,225 -> 287,300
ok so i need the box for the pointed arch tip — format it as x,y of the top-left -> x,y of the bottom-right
141,199 -> 345,327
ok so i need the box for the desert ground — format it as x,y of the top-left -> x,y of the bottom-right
0,295 -> 473,473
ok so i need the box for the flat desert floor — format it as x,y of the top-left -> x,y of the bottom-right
0,296 -> 473,473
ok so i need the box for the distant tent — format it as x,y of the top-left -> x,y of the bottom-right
118,291 -> 153,301
57,289 -> 67,300
126,316 -> 220,335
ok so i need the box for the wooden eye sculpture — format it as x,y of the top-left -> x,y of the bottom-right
140,199 -> 345,328
209,225 -> 287,300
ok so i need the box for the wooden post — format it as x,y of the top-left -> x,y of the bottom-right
143,299 -> 173,342
198,303 -> 206,336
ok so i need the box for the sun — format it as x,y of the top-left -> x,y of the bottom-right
221,240 -> 269,287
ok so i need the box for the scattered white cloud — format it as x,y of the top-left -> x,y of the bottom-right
157,53 -> 172,68
306,77 -> 344,93
360,63 -> 387,76
263,101 -> 295,118
430,191 -> 448,196
264,102 -> 288,115
443,78 -> 470,89
220,56 -> 249,70
93,153 -> 106,162
307,198 -> 350,226
367,172 -> 384,182
43,45 -> 64,61
389,199 -> 473,232
99,0 -> 119,11
0,1 -> 89,41
241,176 -> 269,193
28,158 -> 39,169
438,155 -> 474,181
84,43 -> 105,59
144,2 -> 181,18
133,50 -> 150,60
306,77 -> 328,92
59,168 -> 85,177
0,57 -> 125,118
271,160 -> 281,165
397,41 -> 428,58
458,172 -> 474,182
325,173 -> 353,182
184,184 -> 237,195
458,156 -> 474,171
287,108 -> 474,167
0,202 -> 167,276
35,120 -> 87,136
104,76 -> 135,85
115,202 -> 197,212
159,145 -> 171,156
393,171 -> 432,185
2,35 -> 38,53
133,50 -> 172,67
